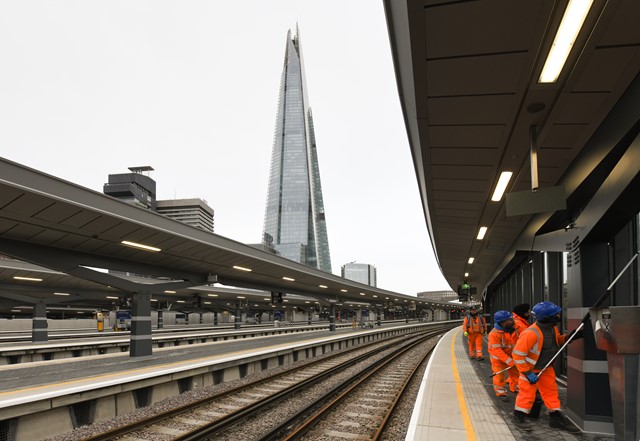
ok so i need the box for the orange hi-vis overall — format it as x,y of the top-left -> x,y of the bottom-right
462,314 -> 486,358
513,314 -> 530,337
513,323 -> 567,414
488,326 -> 519,395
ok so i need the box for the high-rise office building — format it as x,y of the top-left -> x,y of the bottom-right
341,262 -> 377,287
103,166 -> 156,210
262,28 -> 332,273
156,198 -> 214,233
104,169 -> 214,232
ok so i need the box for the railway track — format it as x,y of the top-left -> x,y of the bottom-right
82,324 -> 452,441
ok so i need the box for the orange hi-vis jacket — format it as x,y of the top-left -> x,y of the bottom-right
463,314 -> 487,334
512,323 -> 567,373
488,327 -> 518,365
513,314 -> 530,337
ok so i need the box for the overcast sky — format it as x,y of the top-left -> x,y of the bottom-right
0,1 -> 451,295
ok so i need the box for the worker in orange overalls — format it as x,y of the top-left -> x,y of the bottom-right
462,306 -> 487,360
512,301 -> 583,432
512,303 -> 531,337
488,310 -> 519,400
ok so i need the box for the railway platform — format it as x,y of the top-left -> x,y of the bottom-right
406,327 -> 614,441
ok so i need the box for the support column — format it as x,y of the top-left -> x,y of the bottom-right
235,305 -> 241,329
376,307 -> 381,326
307,309 -> 312,325
130,292 -> 152,357
200,312 -> 204,325
214,312 -> 218,326
32,302 -> 48,343
405,307 -> 409,324
329,304 -> 336,332
157,310 -> 164,329
566,242 -> 613,434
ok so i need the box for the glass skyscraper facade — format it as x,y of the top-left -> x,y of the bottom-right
263,28 -> 332,273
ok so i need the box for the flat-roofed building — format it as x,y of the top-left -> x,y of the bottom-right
156,198 -> 214,232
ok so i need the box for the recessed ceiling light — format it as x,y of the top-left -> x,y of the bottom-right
468,257 -> 475,264
233,265 -> 252,272
340,289 -> 348,292
208,294 -> 219,297
464,272 -> 469,277
360,293 -> 366,296
373,295 -> 378,298
11,309 -> 21,313
263,298 -> 271,301
539,0 -> 595,83
164,290 -> 176,294
319,285 -> 328,288
106,296 -> 119,299
177,300 -> 185,303
121,240 -> 161,252
237,296 -> 245,299
284,299 -> 289,302
491,172 -> 513,202
477,226 -> 488,240
151,299 -> 158,302
204,301 -> 211,304
282,276 -> 295,281
13,276 -> 43,282
54,292 -> 70,296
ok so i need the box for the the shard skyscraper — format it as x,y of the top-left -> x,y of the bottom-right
262,28 -> 332,273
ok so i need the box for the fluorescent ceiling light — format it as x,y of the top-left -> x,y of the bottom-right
464,272 -> 469,277
164,290 -> 176,294
373,295 -> 378,298
491,172 -> 513,201
106,296 -> 119,299
468,257 -> 475,264
208,294 -> 219,297
263,298 -> 271,301
340,289 -> 348,292
11,310 -> 21,313
360,293 -> 366,296
282,276 -> 295,281
54,292 -> 70,296
319,284 -> 328,288
233,265 -> 252,272
13,276 -> 43,282
177,300 -> 185,303
151,299 -> 158,302
539,0 -> 594,83
204,301 -> 211,304
76,311 -> 83,314
477,226 -> 488,240
237,296 -> 245,299
283,299 -> 289,302
121,240 -> 161,252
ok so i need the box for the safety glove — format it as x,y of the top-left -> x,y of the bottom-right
568,329 -> 584,341
525,372 -> 539,384
463,331 -> 468,337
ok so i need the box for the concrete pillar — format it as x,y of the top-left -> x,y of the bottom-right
32,302 -> 48,342
200,312 -> 203,324
214,312 -> 218,325
307,309 -> 312,325
157,309 -> 164,329
130,292 -> 152,357
376,307 -> 381,326
235,305 -> 241,329
329,304 -> 336,332
404,307 -> 409,324
566,242 -> 613,434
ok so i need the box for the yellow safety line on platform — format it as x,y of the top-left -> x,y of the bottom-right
451,328 -> 477,441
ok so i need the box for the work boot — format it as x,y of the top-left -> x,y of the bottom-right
549,411 -> 580,432
513,410 -> 531,429
498,395 -> 509,402
477,356 -> 484,361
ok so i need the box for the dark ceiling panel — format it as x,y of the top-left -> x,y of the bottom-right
433,190 -> 487,202
33,202 -> 82,224
427,52 -> 527,96
430,147 -> 499,165
431,165 -> 494,180
427,95 -> 515,125
4,194 -> 54,218
572,47 -> 640,92
431,178 -> 491,193
424,0 -> 542,59
554,92 -> 610,124
59,211 -> 101,229
428,124 -> 505,147
596,2 -> 640,47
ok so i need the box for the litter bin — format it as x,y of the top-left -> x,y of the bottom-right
590,306 -> 640,441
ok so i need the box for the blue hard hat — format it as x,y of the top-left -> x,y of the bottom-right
531,301 -> 562,319
494,310 -> 512,323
